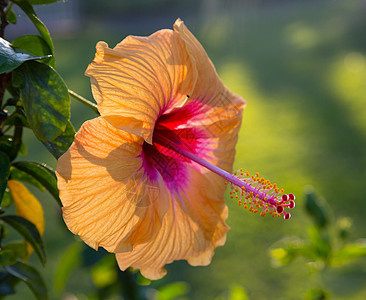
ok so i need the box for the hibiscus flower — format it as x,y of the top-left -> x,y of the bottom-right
56,19 -> 294,280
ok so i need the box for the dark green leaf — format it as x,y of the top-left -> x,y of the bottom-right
13,61 -> 70,143
29,0 -> 60,4
1,189 -> 13,208
12,162 -> 61,206
12,35 -> 54,67
0,242 -> 27,266
304,186 -> 330,229
6,10 -> 17,24
43,121 -> 75,159
14,0 -> 54,52
10,167 -> 45,192
1,215 -> 46,265
0,151 -> 11,204
5,261 -> 48,300
54,242 -> 81,291
0,38 -> 50,75
0,272 -> 18,296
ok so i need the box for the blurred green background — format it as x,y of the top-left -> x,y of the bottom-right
5,0 -> 366,299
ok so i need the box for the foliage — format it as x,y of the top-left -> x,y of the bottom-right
0,0 -> 81,298
270,187 -> 366,299
1,0 -> 365,299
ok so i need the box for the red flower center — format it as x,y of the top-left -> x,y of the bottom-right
142,107 -> 206,191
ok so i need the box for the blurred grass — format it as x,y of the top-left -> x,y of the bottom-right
8,0 -> 366,299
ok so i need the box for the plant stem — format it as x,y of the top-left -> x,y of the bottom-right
68,89 -> 99,115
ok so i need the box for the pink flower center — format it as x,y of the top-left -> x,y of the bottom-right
142,108 -> 207,191
141,107 -> 295,220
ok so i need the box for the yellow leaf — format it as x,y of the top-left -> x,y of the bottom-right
7,180 -> 45,255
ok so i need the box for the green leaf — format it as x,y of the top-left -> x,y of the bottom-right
0,242 -> 27,266
29,0 -> 60,4
0,249 -> 18,266
0,151 -> 11,204
158,282 -> 190,300
5,261 -> 48,300
54,242 -> 81,292
43,121 -> 75,159
332,241 -> 366,266
6,10 -> 17,24
307,226 -> 331,262
12,35 -> 54,67
12,162 -> 61,206
1,215 -> 46,265
14,0 -> 54,52
10,167 -> 45,192
13,61 -> 70,143
0,38 -> 50,75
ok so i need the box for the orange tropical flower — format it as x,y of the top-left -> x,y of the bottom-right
56,19 -> 294,280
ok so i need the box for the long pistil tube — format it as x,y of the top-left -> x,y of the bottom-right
169,142 -> 295,220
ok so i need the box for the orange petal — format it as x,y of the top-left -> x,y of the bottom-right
56,117 -> 169,252
174,19 -> 245,121
116,167 -> 229,280
85,30 -> 197,144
